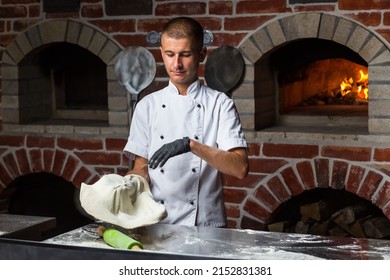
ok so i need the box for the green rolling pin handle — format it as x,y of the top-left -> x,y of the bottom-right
96,226 -> 143,250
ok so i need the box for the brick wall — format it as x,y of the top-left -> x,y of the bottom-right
1,0 -> 390,230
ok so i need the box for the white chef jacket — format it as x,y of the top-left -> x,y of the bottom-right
124,80 -> 247,227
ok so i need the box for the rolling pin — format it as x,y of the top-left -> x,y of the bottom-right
96,226 -> 143,250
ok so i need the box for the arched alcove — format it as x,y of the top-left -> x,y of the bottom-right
5,172 -> 93,239
238,12 -> 390,134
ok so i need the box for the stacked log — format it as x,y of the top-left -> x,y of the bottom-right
267,200 -> 390,239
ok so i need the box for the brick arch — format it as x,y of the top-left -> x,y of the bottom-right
1,19 -> 128,130
0,147 -> 96,191
237,12 -> 390,134
242,159 -> 390,226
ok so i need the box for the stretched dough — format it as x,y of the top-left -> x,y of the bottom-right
80,174 -> 166,229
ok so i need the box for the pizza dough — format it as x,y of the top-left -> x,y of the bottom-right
80,174 -> 167,229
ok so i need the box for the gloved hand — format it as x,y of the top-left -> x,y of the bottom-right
149,137 -> 191,169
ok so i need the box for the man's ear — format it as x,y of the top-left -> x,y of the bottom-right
200,47 -> 207,62
160,46 -> 164,57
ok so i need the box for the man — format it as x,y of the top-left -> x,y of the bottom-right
124,17 -> 248,227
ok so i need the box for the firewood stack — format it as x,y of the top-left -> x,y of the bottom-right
267,200 -> 390,239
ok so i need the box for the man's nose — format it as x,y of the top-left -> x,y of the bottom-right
173,55 -> 182,68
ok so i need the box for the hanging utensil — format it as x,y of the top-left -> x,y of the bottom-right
115,46 -> 156,114
204,45 -> 244,97
115,46 -> 156,169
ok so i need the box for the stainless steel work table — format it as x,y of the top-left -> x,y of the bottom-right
45,222 -> 390,259
1,222 -> 390,259
0,214 -> 56,241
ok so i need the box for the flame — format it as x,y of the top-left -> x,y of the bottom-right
340,69 -> 368,100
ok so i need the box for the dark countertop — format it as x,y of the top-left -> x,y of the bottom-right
0,214 -> 56,241
42,222 -> 390,260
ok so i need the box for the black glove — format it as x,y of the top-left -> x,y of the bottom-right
149,137 -> 191,169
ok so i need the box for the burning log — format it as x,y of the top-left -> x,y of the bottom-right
300,69 -> 368,106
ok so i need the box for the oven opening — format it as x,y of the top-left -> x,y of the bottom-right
271,39 -> 368,128
18,42 -> 108,125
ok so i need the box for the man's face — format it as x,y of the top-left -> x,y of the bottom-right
160,34 -> 205,92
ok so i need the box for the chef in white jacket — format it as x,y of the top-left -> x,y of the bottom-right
124,17 -> 249,227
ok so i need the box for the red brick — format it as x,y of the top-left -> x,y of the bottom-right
73,166 -> 93,188
322,146 -> 371,161
3,152 -> 20,178
211,32 -> 248,48
0,6 -> 27,18
117,167 -> 129,176
13,19 -> 39,31
90,19 -> 135,33
95,167 -> 116,175
29,149 -> 43,173
0,162 -> 13,187
121,153 -> 130,167
52,150 -> 67,176
29,4 -> 40,17
281,167 -> 305,196
296,160 -> 316,190
254,184 -> 279,211
331,160 -> 349,189
385,12 -> 390,25
197,17 -> 223,31
15,149 -> 31,174
376,29 -> 390,43
372,181 -> 390,209
224,16 -> 275,31
155,2 -> 206,16
62,155 -> 80,182
0,135 -> 25,147
43,149 -> 54,172
81,4 -> 103,18
75,151 -> 121,165
346,165 -> 366,193
222,173 -> 265,188
105,138 -> 127,151
243,198 -> 271,221
209,1 -> 233,15
267,176 -> 291,203
246,143 -> 260,156
263,143 -> 318,159
46,12 -> 79,19
114,34 -> 148,48
315,158 -> 329,188
294,5 -> 335,12
373,148 -> 390,162
0,34 -> 17,47
57,137 -> 103,151
249,158 -> 288,173
26,135 -> 55,148
339,0 -> 390,10
223,188 -> 247,204
225,204 -> 240,218
138,18 -> 169,32
345,12 -> 381,27
226,219 -> 237,228
236,0 -> 290,13
357,170 -> 383,200
240,215 -> 267,230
